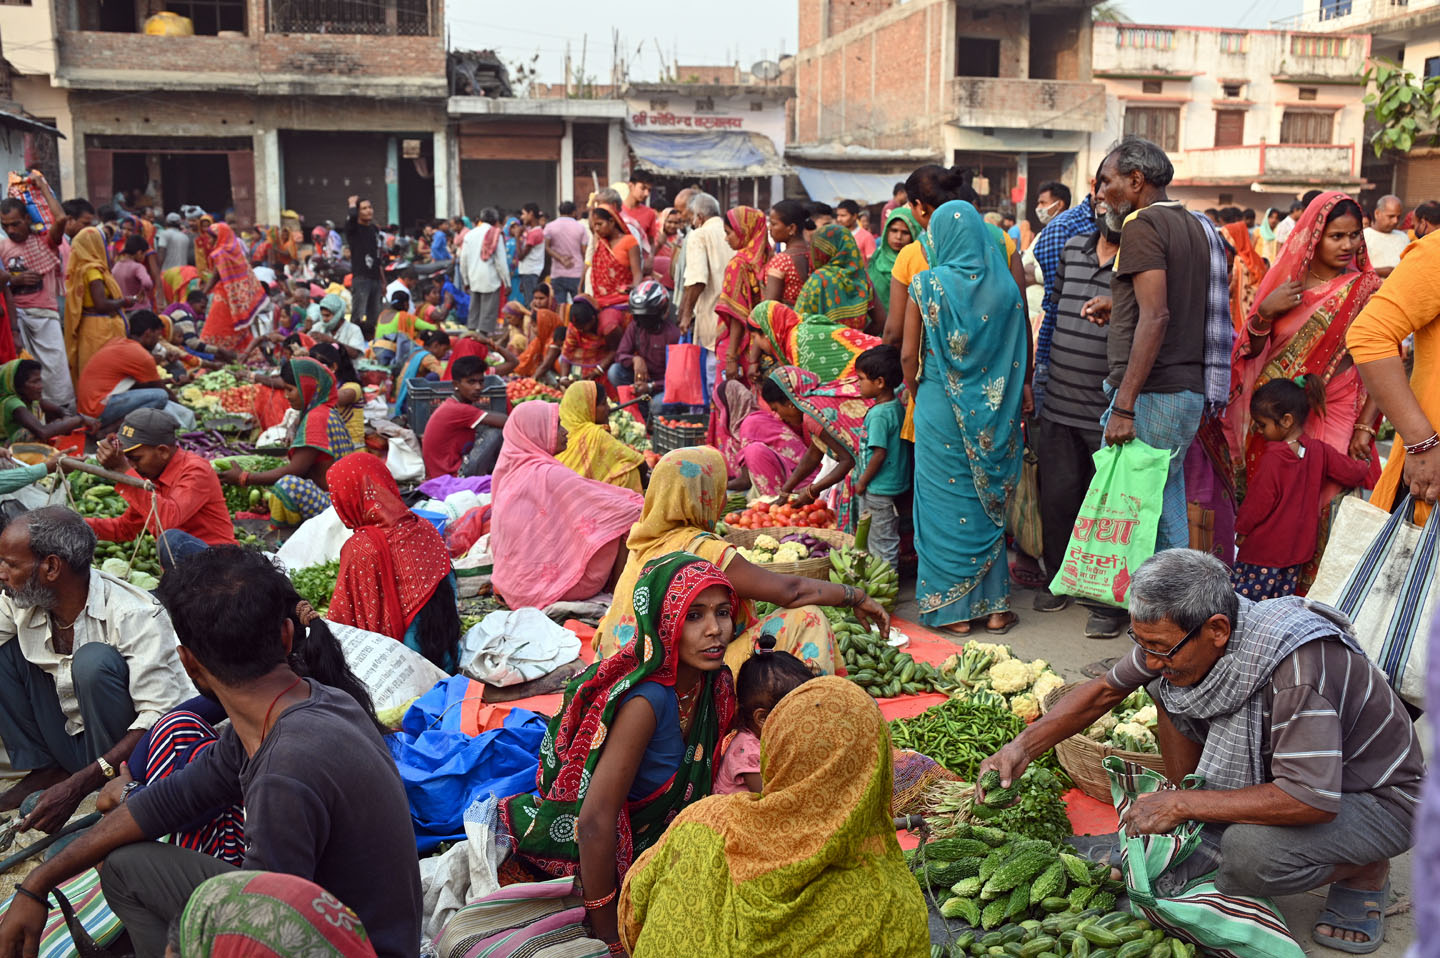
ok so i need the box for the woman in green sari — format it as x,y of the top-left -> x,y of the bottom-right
748,301 -> 880,382
0,359 -> 89,443
903,200 -> 1027,635
499,552 -> 738,953
868,206 -> 920,301
794,224 -> 882,331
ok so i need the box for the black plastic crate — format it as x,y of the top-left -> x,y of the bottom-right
405,380 -> 454,437
650,411 -> 708,455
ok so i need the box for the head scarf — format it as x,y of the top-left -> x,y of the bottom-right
317,292 -> 347,333
0,359 -> 33,441
178,871 -> 377,958
326,452 -> 451,642
1222,220 -> 1267,334
501,551 -> 739,878
909,200 -> 1027,524
161,264 -> 200,305
556,379 -> 644,492
286,357 -> 342,456
795,223 -> 875,329
750,301 -> 880,382
868,206 -> 921,301
619,676 -> 927,958
707,378 -> 760,464
502,215 -> 522,267
208,222 -> 267,329
716,207 -> 772,324
63,226 -> 121,334
513,306 -> 562,377
1257,208 -> 1279,243
766,365 -> 873,529
490,401 -> 643,610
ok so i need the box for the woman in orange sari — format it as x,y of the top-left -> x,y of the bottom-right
1219,191 -> 1382,582
199,222 -> 267,352
1222,219 -> 1267,333
192,213 -> 216,285
589,201 -> 641,309
715,206 -> 771,381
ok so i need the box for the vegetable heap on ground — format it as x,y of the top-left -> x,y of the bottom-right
925,768 -> 1073,849
505,378 -> 562,405
211,456 -> 285,515
64,468 -> 127,519
607,410 -> 650,453
288,560 -> 339,616
95,537 -> 162,591
1082,688 -> 1159,754
889,700 -> 1064,782
724,501 -> 836,530
941,642 -> 1067,723
833,606 -> 950,698
828,541 -> 898,611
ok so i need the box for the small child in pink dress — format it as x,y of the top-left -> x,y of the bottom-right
713,635 -> 816,794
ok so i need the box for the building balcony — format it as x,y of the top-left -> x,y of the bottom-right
1175,143 -> 1360,188
950,77 -> 1107,133
1287,0 -> 1435,31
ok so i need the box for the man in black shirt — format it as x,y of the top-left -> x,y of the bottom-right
0,548 -> 422,958
346,194 -> 385,338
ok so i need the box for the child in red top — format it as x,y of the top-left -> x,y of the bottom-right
712,637 -> 814,795
1232,377 -> 1372,600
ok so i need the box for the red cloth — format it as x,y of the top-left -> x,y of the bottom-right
422,398 -> 484,479
624,203 -> 659,242
441,338 -> 488,380
1234,436 -> 1371,568
77,338 -> 160,418
326,452 -> 452,641
86,448 -> 238,545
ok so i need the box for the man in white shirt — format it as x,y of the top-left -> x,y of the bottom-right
0,507 -> 188,834
678,191 -> 733,404
1273,200 -> 1304,248
1363,194 -> 1408,277
154,213 -> 193,278
459,208 -> 510,334
385,266 -> 417,312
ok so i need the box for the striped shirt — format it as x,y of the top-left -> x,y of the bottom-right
1039,232 -> 1112,432
1111,638 -> 1425,825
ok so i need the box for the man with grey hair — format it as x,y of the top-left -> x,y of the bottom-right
459,206 -> 510,334
0,507 -> 188,835
1363,194 -> 1407,277
981,548 -> 1421,952
678,191 -> 733,402
1084,136 -> 1210,559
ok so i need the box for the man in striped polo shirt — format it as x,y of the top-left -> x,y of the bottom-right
980,549 -> 1422,954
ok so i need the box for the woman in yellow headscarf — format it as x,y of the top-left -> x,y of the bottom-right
556,379 -> 644,492
619,676 -> 929,958
64,226 -> 132,379
594,446 -> 889,676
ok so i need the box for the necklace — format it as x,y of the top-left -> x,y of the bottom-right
260,676 -> 304,743
676,680 -> 701,733
1308,267 -> 1336,285
49,611 -> 79,631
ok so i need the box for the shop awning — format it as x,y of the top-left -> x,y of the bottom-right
0,110 -> 63,137
793,166 -> 900,205
626,130 -> 789,178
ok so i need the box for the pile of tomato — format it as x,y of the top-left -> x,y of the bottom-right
206,384 -> 258,413
506,378 -> 563,405
655,415 -> 701,430
724,500 -> 836,530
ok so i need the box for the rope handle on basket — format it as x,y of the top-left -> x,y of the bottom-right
54,460 -> 165,574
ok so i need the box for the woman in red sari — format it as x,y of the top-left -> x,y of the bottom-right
589,201 -> 641,308
1222,219 -> 1268,333
326,451 -> 461,671
200,222 -> 267,352
1219,191 -> 1382,583
716,206 -> 772,381
763,199 -> 812,306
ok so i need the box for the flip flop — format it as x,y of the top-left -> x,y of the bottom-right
1008,562 -> 1046,589
1313,879 -> 1389,954
986,612 -> 1019,635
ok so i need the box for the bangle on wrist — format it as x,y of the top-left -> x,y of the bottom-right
583,887 -> 618,911
239,470 -> 249,487
1246,318 -> 1272,336
14,886 -> 47,909
1353,423 -> 1376,436
1404,433 -> 1440,456
1110,406 -> 1136,420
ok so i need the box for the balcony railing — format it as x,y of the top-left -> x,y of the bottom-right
268,0 -> 434,35
951,77 -> 1106,132
1176,143 -> 1356,182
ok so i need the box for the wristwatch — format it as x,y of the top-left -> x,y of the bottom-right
96,756 -> 117,780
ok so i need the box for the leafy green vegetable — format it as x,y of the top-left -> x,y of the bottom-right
288,560 -> 340,614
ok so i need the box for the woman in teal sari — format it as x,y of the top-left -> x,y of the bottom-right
903,200 -> 1027,635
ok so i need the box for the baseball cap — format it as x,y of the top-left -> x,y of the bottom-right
165,212 -> 182,226
118,408 -> 179,451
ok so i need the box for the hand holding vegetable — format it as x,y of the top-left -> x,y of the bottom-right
977,740 -> 1034,802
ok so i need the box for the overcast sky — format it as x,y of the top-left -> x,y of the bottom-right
449,0 -> 1299,85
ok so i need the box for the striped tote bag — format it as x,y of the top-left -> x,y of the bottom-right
1103,757 -> 1307,958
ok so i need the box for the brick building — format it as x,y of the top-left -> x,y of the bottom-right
3,0 -> 448,229
790,0 -> 1106,220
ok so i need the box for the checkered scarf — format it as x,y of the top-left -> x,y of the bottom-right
1188,211 -> 1235,417
1155,596 -> 1361,791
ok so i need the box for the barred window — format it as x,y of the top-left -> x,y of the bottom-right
1117,27 -> 1175,50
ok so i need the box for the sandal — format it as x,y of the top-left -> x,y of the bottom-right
1313,879 -> 1389,954
986,612 -> 1019,635
1008,561 -> 1046,590
938,623 -> 973,637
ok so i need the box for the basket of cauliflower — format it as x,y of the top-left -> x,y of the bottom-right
1039,682 -> 1167,802
724,526 -> 854,579
939,641 -> 1067,724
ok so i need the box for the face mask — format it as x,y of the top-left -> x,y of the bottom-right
1036,202 -> 1059,226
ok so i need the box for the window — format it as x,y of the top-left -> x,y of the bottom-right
1141,80 -> 1164,94
1218,193 -> 1235,205
1222,82 -> 1244,97
955,36 -> 1001,77
1298,87 -> 1318,100
694,98 -> 715,113
1214,109 -> 1245,147
750,101 -> 764,111
1123,105 -> 1180,151
1290,35 -> 1348,57
1318,0 -> 1353,18
1280,110 -> 1334,143
162,0 -> 245,34
1117,27 -> 1175,50
269,0 -> 432,36
1426,57 -> 1440,79
1219,32 -> 1247,53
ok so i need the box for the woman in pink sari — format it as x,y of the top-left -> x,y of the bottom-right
490,401 -> 644,609
707,379 -> 813,497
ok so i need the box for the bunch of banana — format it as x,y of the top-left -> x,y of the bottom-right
828,544 -> 900,611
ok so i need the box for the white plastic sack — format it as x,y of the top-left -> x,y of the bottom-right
419,796 -> 507,938
0,471 -> 67,510
275,506 -> 353,571
387,437 -> 425,484
329,619 -> 448,714
460,608 -> 580,687
416,491 -> 485,524
256,408 -> 299,449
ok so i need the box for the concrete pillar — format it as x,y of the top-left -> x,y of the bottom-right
560,119 -> 575,206
385,136 -> 400,225
254,128 -> 281,226
607,120 -> 625,188
1016,153 -> 1029,220
432,127 -> 449,217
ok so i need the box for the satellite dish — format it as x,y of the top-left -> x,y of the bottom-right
751,59 -> 782,81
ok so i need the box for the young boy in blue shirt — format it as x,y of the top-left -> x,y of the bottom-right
853,345 -> 911,571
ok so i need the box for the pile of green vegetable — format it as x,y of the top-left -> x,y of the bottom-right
289,560 -> 339,615
889,699 -> 1063,782
63,468 -> 129,519
925,768 -> 1073,848
941,641 -> 1067,723
1082,688 -> 1160,754
212,456 -> 285,515
930,906 -> 1198,958
833,608 -> 950,699
95,537 -> 162,590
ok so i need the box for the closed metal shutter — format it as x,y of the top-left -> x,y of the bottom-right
280,130 -> 389,228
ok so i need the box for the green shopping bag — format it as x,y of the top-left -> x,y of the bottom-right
1103,757 -> 1307,958
1049,440 -> 1168,607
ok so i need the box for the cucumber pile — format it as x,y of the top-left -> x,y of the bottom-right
933,909 -> 1199,958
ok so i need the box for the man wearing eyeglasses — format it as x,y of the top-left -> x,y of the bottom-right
978,549 -> 1422,954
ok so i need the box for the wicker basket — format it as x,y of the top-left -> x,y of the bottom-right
1041,683 -> 1166,802
650,412 -> 708,456
722,526 -> 853,580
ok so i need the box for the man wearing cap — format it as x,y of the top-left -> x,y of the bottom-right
155,213 -> 193,280
86,409 -> 236,573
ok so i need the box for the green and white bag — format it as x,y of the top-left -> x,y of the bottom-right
1103,757 -> 1306,958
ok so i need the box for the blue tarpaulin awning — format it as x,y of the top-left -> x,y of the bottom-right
626,129 -> 789,178
793,166 -> 901,206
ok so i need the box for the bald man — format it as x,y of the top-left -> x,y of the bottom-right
1364,195 -> 1408,276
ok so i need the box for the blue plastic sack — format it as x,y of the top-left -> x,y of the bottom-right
386,675 -> 547,852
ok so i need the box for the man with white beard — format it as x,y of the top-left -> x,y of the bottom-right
0,507 -> 188,834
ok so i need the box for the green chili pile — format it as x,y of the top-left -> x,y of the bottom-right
888,699 -> 1065,783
